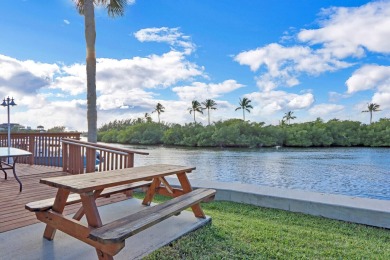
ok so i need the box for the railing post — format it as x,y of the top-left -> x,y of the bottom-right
71,144 -> 83,174
126,153 -> 134,168
85,148 -> 96,173
62,142 -> 68,172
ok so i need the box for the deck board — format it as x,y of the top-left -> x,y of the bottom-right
0,164 -> 130,233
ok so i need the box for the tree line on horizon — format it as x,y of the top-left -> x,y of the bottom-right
97,117 -> 390,148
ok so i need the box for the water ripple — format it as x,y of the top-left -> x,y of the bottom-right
112,145 -> 390,200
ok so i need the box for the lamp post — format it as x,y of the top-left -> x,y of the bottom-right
1,97 -> 17,149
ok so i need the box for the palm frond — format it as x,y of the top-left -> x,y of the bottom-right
74,0 -> 85,15
106,0 -> 126,17
76,0 -> 126,16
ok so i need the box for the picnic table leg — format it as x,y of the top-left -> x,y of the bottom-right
43,188 -> 70,240
142,177 -> 161,206
80,192 -> 114,260
176,172 -> 206,218
73,189 -> 104,220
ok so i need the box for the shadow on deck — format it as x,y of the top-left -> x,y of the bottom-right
0,164 -> 128,233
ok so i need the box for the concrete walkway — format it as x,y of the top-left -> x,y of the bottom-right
167,178 -> 390,229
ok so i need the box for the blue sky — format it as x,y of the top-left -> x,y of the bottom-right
0,0 -> 389,131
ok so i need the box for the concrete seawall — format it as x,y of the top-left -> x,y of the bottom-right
166,178 -> 390,229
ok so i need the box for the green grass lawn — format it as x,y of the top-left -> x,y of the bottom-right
134,193 -> 390,259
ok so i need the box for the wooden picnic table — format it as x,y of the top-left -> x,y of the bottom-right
0,147 -> 32,192
25,164 -> 216,260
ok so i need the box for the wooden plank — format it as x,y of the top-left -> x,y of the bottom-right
43,188 -> 70,240
142,177 -> 161,206
89,188 -> 216,244
36,211 -> 124,256
159,177 -> 174,194
80,192 -> 115,260
25,193 -> 81,212
25,181 -> 151,212
177,172 -> 205,218
80,192 -> 103,227
156,187 -> 185,197
40,164 -> 195,193
0,164 -> 133,233
0,194 -> 126,233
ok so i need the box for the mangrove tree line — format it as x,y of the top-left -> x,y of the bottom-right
97,118 -> 390,147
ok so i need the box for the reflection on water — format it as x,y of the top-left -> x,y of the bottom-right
107,143 -> 390,200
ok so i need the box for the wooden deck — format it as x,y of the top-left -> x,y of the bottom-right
0,164 -> 129,233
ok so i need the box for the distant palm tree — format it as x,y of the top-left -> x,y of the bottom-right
362,103 -> 381,124
152,103 -> 165,123
144,113 -> 152,123
188,100 -> 203,123
202,99 -> 217,125
283,111 -> 296,125
235,97 -> 253,121
74,0 -> 126,143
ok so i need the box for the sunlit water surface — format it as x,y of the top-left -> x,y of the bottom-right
105,144 -> 390,200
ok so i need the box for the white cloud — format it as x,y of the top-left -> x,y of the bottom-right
0,54 -> 59,96
48,50 -> 204,97
63,19 -> 70,25
308,104 -> 345,116
134,27 -> 196,54
14,99 -> 87,130
172,80 -> 244,101
328,91 -> 351,102
96,51 -> 203,92
247,91 -> 314,114
97,88 -> 155,110
298,1 -> 390,58
346,64 -> 390,94
235,43 -> 351,91
372,92 -> 390,110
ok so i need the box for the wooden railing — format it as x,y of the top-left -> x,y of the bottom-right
61,138 -> 149,174
0,133 -> 81,166
0,133 -> 148,174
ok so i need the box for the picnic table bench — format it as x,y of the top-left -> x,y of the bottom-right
25,164 -> 216,259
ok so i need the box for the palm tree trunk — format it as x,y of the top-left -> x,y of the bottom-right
208,108 -> 210,125
84,0 -> 97,143
242,109 -> 245,121
193,111 -> 196,122
370,111 -> 372,124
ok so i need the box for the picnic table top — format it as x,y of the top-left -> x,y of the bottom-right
40,164 -> 196,193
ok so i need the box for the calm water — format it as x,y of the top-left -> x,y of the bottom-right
107,144 -> 390,200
